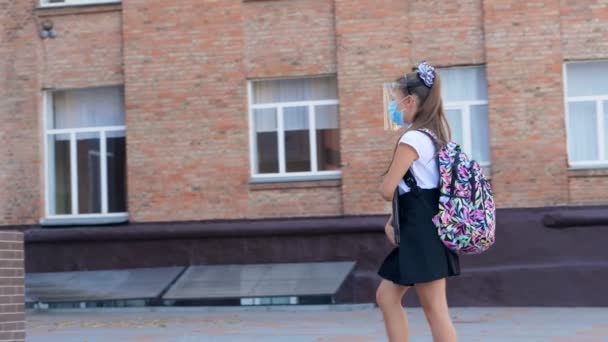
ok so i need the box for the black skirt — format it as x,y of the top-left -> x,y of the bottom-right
378,188 -> 460,286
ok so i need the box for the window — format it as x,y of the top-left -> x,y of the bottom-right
43,86 -> 127,222
248,76 -> 341,181
564,61 -> 608,169
439,66 -> 491,168
40,0 -> 120,7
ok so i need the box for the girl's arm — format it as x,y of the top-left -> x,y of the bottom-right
379,143 -> 418,201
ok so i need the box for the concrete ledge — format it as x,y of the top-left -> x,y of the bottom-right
542,206 -> 608,228
24,215 -> 386,243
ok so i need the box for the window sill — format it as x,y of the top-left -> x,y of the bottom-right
40,213 -> 128,227
249,175 -> 342,191
568,167 -> 608,178
36,2 -> 121,17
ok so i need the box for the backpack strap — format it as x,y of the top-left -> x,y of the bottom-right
401,129 -> 439,212
403,169 -> 419,191
403,168 -> 435,214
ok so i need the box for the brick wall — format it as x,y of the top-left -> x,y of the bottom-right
561,0 -> 608,60
242,0 -> 337,78
0,231 -> 26,342
0,2 -> 8,224
1,1 -> 43,226
123,0 -> 251,222
568,170 -> 608,205
39,5 -> 124,89
1,0 -> 608,226
484,0 -> 569,208
409,0 -> 485,66
249,183 -> 342,218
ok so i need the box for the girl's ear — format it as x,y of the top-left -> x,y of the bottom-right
408,94 -> 415,104
406,95 -> 415,109
410,94 -> 421,109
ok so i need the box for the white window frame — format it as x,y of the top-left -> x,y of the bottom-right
441,65 -> 491,169
39,0 -> 120,8
563,61 -> 608,169
247,79 -> 342,183
444,100 -> 491,169
42,90 -> 128,224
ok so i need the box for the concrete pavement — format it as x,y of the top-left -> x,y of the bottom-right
26,305 -> 608,342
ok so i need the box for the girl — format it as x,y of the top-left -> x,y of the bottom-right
377,62 -> 460,342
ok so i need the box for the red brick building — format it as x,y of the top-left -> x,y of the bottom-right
2,0 -> 608,305
3,0 -> 608,228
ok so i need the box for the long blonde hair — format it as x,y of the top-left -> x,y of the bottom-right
383,67 -> 451,174
398,69 -> 451,146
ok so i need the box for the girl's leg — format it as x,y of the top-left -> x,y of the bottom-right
415,278 -> 458,342
376,279 -> 410,342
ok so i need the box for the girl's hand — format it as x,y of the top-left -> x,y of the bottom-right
385,217 -> 397,246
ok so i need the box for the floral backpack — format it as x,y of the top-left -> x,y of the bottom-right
415,129 -> 496,255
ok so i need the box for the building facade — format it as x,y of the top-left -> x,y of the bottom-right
2,0 -> 608,228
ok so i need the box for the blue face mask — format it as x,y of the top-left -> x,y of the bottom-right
388,100 -> 407,126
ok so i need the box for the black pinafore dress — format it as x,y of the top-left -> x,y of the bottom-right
378,169 -> 460,286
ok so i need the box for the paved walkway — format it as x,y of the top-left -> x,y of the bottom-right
27,305 -> 608,341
